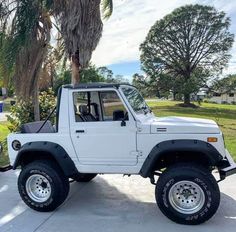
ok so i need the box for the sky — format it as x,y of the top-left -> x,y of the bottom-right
91,0 -> 236,81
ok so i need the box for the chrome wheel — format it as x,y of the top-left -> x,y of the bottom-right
26,174 -> 51,203
168,181 -> 205,214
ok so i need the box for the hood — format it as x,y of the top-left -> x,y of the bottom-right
151,116 -> 220,134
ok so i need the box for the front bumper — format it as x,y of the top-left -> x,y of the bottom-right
219,150 -> 236,180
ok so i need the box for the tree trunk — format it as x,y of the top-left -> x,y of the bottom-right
184,94 -> 191,105
71,53 -> 80,85
173,91 -> 177,101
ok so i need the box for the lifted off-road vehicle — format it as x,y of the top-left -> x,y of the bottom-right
3,83 -> 236,225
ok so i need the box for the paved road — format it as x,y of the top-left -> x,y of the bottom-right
0,171 -> 236,232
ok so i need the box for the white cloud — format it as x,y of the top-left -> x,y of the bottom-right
92,0 -> 236,74
222,39 -> 236,75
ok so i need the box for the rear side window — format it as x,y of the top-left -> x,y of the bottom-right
100,91 -> 127,121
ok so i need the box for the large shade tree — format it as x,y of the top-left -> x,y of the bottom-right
0,0 -> 113,120
140,4 -> 234,105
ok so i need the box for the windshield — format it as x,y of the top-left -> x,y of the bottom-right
122,86 -> 151,114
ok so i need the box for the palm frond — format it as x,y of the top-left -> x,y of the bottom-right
101,0 -> 113,19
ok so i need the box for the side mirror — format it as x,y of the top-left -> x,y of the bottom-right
113,110 -> 125,121
113,110 -> 126,127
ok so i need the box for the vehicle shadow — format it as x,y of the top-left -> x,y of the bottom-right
51,176 -> 236,232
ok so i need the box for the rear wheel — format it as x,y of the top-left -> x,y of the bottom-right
155,164 -> 220,225
18,160 -> 70,212
73,173 -> 97,182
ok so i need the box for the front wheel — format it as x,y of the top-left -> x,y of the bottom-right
18,160 -> 70,212
155,164 -> 220,225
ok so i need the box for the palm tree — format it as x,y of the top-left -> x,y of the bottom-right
52,0 -> 113,84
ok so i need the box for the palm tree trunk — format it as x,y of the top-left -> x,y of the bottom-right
71,53 -> 80,85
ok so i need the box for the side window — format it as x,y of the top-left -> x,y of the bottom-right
73,91 -> 100,122
213,92 -> 221,97
100,91 -> 128,121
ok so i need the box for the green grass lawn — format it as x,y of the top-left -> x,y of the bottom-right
0,122 -> 10,166
148,101 -> 236,160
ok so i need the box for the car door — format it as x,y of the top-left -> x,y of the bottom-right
70,89 -> 138,166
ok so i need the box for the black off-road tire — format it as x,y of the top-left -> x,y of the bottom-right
18,160 -> 70,212
155,164 -> 220,225
73,173 -> 97,182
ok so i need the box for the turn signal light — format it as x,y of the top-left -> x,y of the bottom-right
207,137 -> 218,143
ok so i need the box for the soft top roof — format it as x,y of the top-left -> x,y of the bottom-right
63,82 -> 133,89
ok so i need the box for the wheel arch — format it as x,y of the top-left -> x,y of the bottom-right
13,141 -> 78,177
140,140 -> 223,178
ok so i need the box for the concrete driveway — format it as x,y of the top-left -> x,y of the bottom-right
0,171 -> 236,232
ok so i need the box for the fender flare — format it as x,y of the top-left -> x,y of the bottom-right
140,139 -> 223,178
13,141 -> 78,177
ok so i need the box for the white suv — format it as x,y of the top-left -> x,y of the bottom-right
5,83 -> 236,225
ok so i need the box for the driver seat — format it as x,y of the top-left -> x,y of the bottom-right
79,105 -> 97,122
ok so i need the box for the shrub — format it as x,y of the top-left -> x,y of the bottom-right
221,101 -> 228,104
39,88 -> 56,122
7,100 -> 34,132
203,99 -> 210,103
7,88 -> 56,132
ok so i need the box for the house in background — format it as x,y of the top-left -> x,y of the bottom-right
190,87 -> 208,101
209,90 -> 236,104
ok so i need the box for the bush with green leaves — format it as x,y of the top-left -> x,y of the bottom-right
7,88 -> 56,132
39,88 -> 56,122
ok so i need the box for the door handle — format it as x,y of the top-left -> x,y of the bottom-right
76,130 -> 85,133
